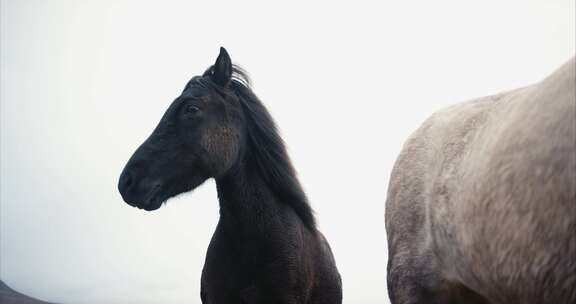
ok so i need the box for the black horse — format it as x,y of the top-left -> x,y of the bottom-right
118,48 -> 342,304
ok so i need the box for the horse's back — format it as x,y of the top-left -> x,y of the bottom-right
386,57 -> 576,304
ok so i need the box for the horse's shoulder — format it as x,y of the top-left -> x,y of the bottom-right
389,92 -> 502,191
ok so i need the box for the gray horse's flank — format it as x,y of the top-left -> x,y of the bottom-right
385,58 -> 575,304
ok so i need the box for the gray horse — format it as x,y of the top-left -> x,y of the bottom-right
385,57 -> 575,304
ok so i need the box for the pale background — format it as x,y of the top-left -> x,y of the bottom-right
1,0 -> 574,303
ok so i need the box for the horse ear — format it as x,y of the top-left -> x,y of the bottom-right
211,47 -> 232,86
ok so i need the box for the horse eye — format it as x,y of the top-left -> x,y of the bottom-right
186,105 -> 200,114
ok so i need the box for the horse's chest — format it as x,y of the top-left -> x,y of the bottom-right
201,231 -> 305,303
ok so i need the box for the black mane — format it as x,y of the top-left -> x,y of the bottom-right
209,66 -> 316,230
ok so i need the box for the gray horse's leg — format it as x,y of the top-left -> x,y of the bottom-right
387,254 -> 490,304
387,253 -> 443,304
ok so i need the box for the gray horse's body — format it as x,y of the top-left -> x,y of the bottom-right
386,58 -> 575,304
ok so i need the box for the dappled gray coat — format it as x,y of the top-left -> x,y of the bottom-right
385,57 -> 575,304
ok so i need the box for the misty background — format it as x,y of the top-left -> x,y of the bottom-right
1,0 -> 574,303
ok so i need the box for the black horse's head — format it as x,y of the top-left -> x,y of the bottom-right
118,47 -> 246,211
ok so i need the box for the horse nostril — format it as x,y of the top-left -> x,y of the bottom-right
120,171 -> 133,190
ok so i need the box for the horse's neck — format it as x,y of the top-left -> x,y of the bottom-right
215,161 -> 283,233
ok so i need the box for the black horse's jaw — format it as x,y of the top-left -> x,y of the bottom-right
120,172 -> 210,211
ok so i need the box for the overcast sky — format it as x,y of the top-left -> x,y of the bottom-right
1,1 -> 574,303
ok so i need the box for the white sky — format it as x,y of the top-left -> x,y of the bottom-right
1,1 -> 574,303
